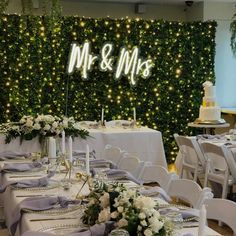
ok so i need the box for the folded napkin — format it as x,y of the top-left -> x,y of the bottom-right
10,196 -> 81,236
0,161 -> 42,172
196,134 -> 226,141
140,186 -> 171,202
0,151 -> 31,161
159,207 -> 199,219
73,150 -> 96,159
89,159 -> 117,169
103,169 -> 142,185
21,222 -> 116,236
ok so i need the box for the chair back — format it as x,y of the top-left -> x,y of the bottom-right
138,164 -> 179,192
118,153 -> 142,178
201,142 -> 228,174
204,198 -> 236,235
102,145 -> 122,164
167,179 -> 213,209
222,145 -> 236,182
174,134 -> 206,168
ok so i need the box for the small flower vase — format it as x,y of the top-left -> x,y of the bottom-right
40,137 -> 49,158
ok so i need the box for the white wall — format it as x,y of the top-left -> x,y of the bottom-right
6,0 -> 186,21
203,2 -> 236,108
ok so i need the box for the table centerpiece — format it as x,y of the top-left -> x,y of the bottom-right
0,114 -> 89,144
82,181 -> 173,236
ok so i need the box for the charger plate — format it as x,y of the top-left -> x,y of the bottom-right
38,223 -> 87,234
11,179 -> 60,191
23,205 -> 84,215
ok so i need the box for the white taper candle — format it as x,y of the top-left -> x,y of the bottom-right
101,108 -> 104,123
86,144 -> 90,175
68,136 -> 73,163
61,130 -> 65,154
48,137 -> 56,158
133,107 -> 136,121
198,204 -> 206,236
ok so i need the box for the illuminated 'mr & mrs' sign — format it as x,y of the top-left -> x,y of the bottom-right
67,42 -> 153,85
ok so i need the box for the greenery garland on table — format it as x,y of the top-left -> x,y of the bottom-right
0,115 -> 89,144
0,15 -> 217,163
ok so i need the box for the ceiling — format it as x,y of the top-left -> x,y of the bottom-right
72,0 -> 236,5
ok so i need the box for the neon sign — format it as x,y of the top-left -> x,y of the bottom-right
67,42 -> 153,85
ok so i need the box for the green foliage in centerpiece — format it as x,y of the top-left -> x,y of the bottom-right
0,15 -> 217,162
82,181 -> 173,235
0,114 -> 89,143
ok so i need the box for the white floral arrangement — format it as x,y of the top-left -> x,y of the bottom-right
0,114 -> 89,144
82,182 -> 173,236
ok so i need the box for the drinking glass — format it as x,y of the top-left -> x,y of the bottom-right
165,211 -> 183,230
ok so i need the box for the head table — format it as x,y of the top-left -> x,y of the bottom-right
0,159 -> 221,236
0,126 -> 167,168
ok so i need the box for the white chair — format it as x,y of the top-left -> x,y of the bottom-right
167,179 -> 213,209
200,142 -> 236,199
118,153 -> 143,178
101,144 -> 122,165
174,134 -> 206,182
138,164 -> 179,192
204,198 -> 236,235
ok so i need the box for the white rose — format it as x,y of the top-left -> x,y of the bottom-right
99,192 -> 110,208
152,210 -> 160,219
44,124 -> 51,131
140,220 -> 147,227
144,228 -> 153,236
52,121 -> 58,128
134,196 -> 155,210
35,115 -> 43,123
117,218 -> 128,228
117,206 -> 124,213
138,212 -> 146,220
62,119 -> 68,128
44,115 -> 55,123
98,208 -> 110,223
12,125 -> 19,131
25,119 -> 33,127
149,218 -> 164,232
33,123 -> 41,130
137,225 -> 142,231
19,118 -> 26,124
110,211 -> 119,219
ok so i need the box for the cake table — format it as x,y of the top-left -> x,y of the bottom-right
188,122 -> 230,134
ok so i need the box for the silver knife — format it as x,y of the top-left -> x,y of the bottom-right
30,217 -> 78,222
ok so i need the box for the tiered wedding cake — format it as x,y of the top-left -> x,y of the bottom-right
198,81 -> 222,122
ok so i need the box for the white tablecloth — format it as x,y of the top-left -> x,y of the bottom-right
0,127 -> 167,168
0,161 -> 221,236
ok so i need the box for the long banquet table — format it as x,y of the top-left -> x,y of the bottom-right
0,166 -> 221,236
0,126 -> 167,168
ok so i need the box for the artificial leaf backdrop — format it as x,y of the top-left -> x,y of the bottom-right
0,15 -> 217,162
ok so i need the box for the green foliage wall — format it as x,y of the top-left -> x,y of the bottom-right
0,15 -> 217,162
